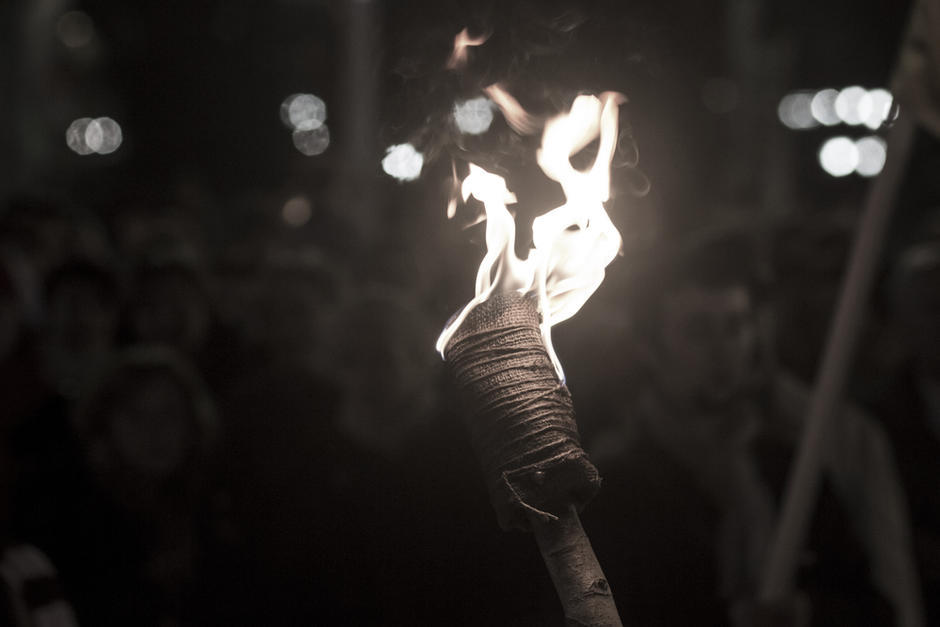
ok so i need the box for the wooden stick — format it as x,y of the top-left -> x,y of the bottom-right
444,295 -> 621,624
759,113 -> 917,600
529,506 -> 623,627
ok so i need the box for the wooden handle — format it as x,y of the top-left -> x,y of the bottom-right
529,506 -> 623,627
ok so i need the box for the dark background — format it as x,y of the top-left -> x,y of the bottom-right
1,0 -> 938,625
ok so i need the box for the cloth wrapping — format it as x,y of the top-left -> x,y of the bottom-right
444,292 -> 600,531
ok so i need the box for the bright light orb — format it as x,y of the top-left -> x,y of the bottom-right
855,136 -> 887,177
834,86 -> 868,126
282,195 -> 313,227
382,143 -> 424,181
89,117 -> 122,154
777,92 -> 817,129
810,89 -> 840,126
292,125 -> 330,156
84,121 -> 104,153
66,118 -> 95,155
66,117 -> 122,155
281,93 -> 327,131
453,97 -> 495,134
863,89 -> 893,130
819,136 -> 859,177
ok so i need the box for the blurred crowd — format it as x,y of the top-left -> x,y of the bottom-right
584,220 -> 939,627
0,190 -> 445,626
0,182 -> 937,627
0,0 -> 935,623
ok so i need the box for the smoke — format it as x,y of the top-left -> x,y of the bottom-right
381,0 -> 651,239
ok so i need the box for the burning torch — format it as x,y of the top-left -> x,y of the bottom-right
436,85 -> 626,626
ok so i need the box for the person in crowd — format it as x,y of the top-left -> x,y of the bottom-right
0,196 -> 72,280
322,286 -> 440,456
126,256 -> 211,357
0,256 -> 81,626
39,258 -> 122,400
124,250 -> 256,410
0,257 -> 45,434
587,228 -> 921,627
0,544 -> 80,627
62,347 -> 219,626
208,259 -> 383,624
10,257 -> 122,573
0,195 -> 110,280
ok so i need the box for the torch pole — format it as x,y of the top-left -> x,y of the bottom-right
529,507 -> 621,627
444,292 -> 622,626
758,112 -> 916,601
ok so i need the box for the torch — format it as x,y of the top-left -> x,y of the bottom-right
437,90 -> 625,627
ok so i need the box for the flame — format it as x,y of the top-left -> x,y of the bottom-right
446,160 -> 459,219
483,84 -> 540,135
446,28 -> 489,70
438,92 -> 625,381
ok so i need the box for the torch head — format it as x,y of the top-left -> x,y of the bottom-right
445,291 -> 600,531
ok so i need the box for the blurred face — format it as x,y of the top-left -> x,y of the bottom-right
333,298 -> 437,454
5,215 -> 70,274
109,373 -> 193,478
131,272 -> 209,353
48,277 -> 118,352
659,283 -> 758,405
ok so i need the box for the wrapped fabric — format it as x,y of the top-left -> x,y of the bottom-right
444,291 -> 600,531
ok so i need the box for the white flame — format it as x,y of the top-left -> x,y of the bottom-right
437,92 -> 624,381
446,160 -> 460,219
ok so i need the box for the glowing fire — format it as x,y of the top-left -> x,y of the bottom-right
446,28 -> 489,70
483,84 -> 540,135
437,91 -> 625,381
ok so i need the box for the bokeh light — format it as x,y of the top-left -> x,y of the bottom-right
66,118 -> 96,155
834,86 -> 868,126
862,89 -> 893,130
453,97 -> 495,135
66,117 -> 122,155
810,89 -> 840,126
56,11 -> 95,49
88,117 -> 123,154
784,86 -> 895,131
282,195 -> 313,227
280,93 -> 327,131
777,92 -> 817,129
381,143 -> 424,181
292,125 -> 330,156
818,136 -> 859,177
854,136 -> 887,177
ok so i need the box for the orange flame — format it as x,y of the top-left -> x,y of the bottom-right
438,91 -> 625,380
446,28 -> 490,70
